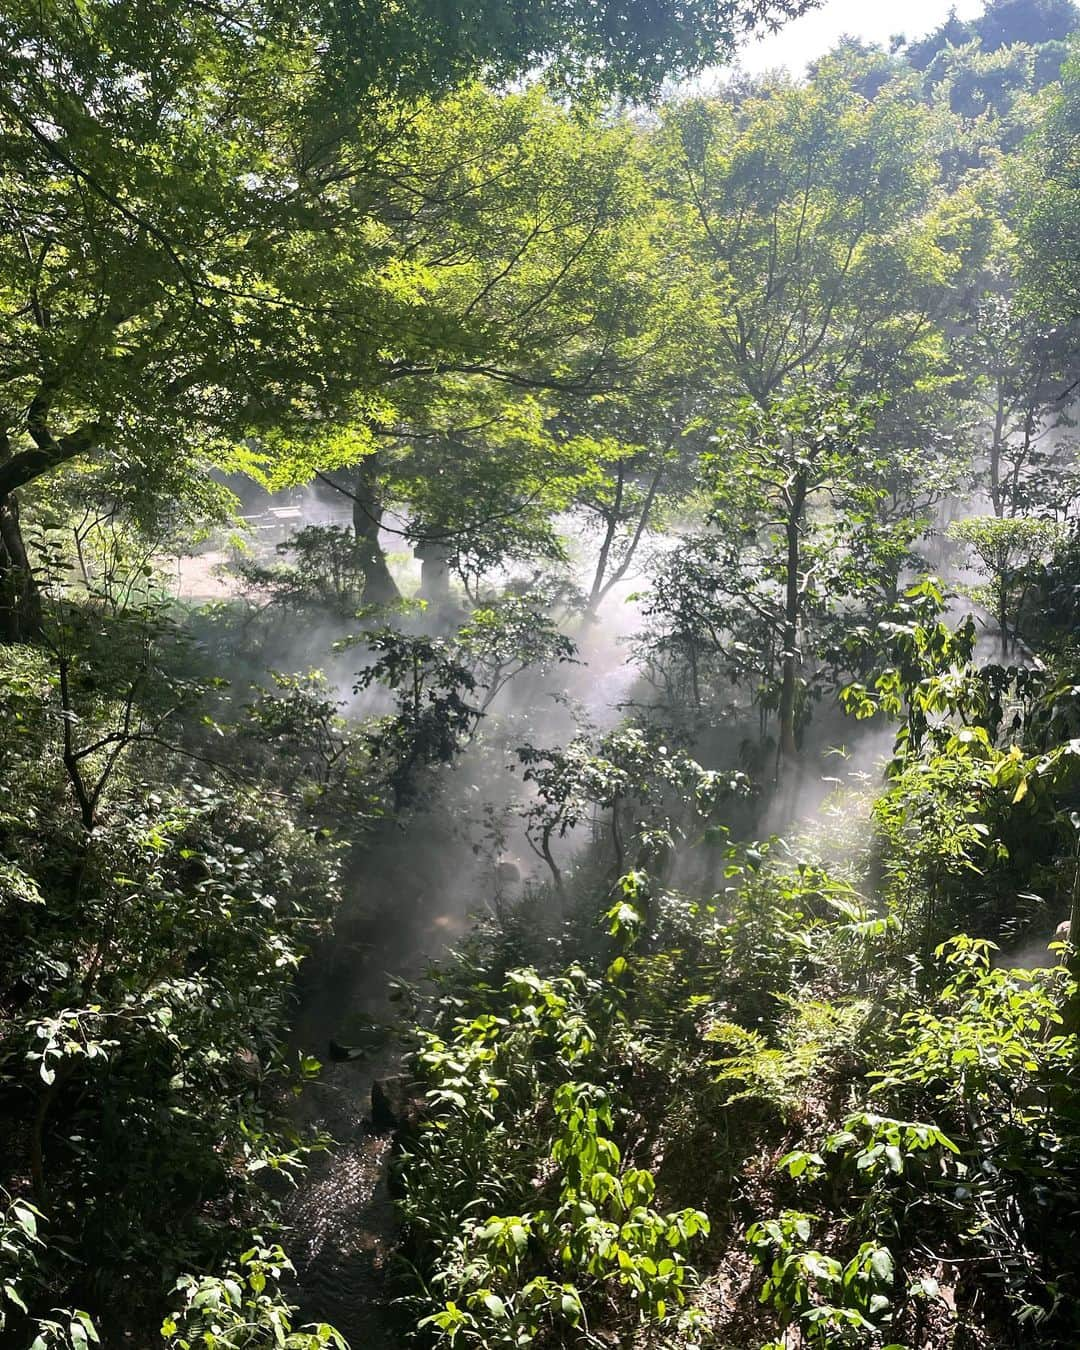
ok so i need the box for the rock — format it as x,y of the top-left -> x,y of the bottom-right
371,1074 -> 422,1133
328,1039 -> 365,1062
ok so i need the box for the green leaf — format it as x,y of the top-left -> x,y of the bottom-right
2,1283 -> 28,1314
12,1204 -> 38,1239
869,1248 -> 894,1282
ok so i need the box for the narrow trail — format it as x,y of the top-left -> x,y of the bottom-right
282,811 -> 486,1343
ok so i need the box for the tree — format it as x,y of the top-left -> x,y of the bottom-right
319,386 -> 586,608
329,0 -> 816,98
903,0 -> 1078,72
654,57 -> 954,411
269,86 -> 668,607
515,726 -> 741,894
2,0 -> 818,637
976,0 -> 1079,51
705,386 -> 881,765
633,55 -> 980,770
947,514 -> 1063,656
953,292 -> 1079,518
636,532 -> 791,758
349,599 -> 576,809
905,9 -> 977,71
1016,51 -> 1080,321
0,0 -> 428,632
565,424 -> 695,616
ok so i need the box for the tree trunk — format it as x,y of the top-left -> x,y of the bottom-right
586,459 -> 665,616
0,394 -> 103,641
778,479 -> 806,764
0,493 -> 43,642
999,582 -> 1009,660
350,462 -> 401,606
540,826 -> 564,898
989,384 -> 1006,518
1062,840 -> 1080,1034
588,462 -> 625,613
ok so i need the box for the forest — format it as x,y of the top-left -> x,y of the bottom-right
4,0 -> 1080,1345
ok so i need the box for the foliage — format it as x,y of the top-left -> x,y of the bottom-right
348,597 -> 576,809
747,1211 -> 901,1348
947,514 -> 1064,655
402,961 -> 710,1348
514,725 -> 748,893
906,0 -> 1079,71
161,1245 -> 345,1350
329,0 -> 816,98
8,5 -> 1080,1349
0,617 -> 342,1341
1017,48 -> 1080,320
679,386 -> 898,759
655,69 -> 954,408
871,939 -> 1080,1332
0,1191 -> 99,1349
236,526 -> 371,616
951,290 -> 1080,518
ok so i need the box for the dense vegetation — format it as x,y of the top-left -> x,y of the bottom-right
4,0 -> 1080,1346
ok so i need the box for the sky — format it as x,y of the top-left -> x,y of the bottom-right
736,0 -> 986,75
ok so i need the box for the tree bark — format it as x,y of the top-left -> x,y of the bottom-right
588,465 -> 624,611
1062,840 -> 1080,1035
0,389 -> 103,641
989,382 -> 1006,518
999,579 -> 1010,661
0,493 -> 43,641
778,475 -> 807,763
349,461 -> 401,606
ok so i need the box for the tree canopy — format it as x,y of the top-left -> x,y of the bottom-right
7,3 -> 1080,1348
